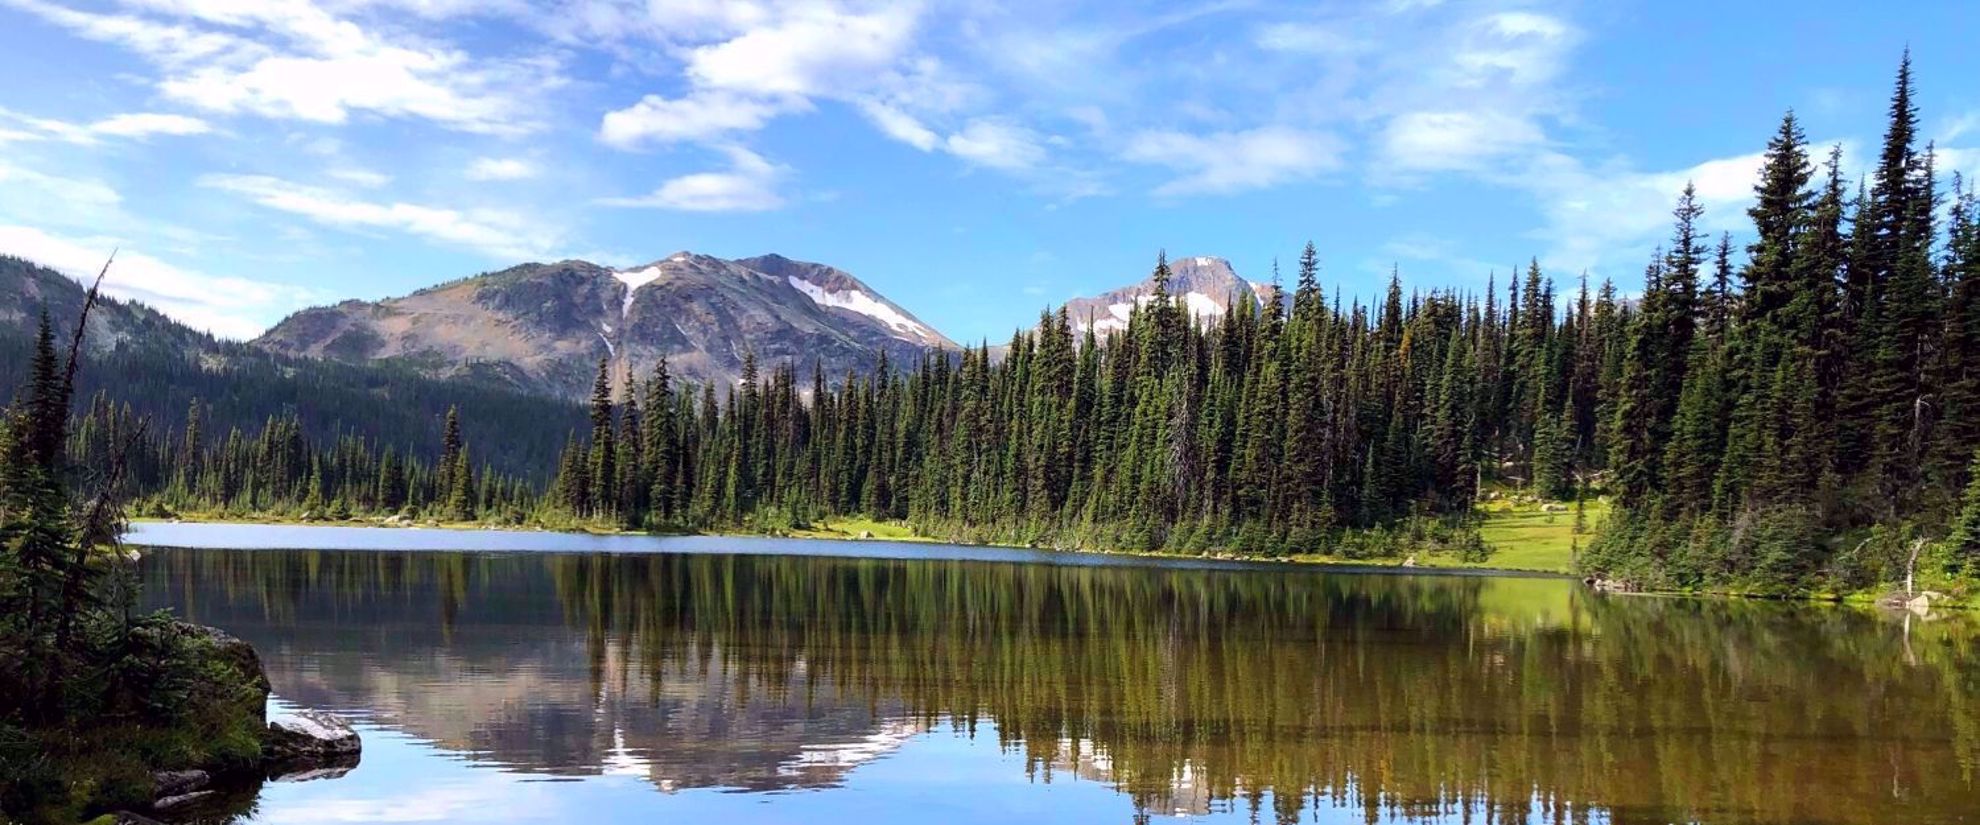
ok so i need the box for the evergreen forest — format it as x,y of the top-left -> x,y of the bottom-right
14,57 -> 1980,598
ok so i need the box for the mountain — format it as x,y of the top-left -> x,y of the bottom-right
256,252 -> 958,400
1060,256 -> 1276,337
1,255 -> 220,355
1,256 -> 587,478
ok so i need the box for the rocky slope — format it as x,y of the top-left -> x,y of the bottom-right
254,252 -> 958,400
1061,256 -> 1276,337
1,255 -> 220,354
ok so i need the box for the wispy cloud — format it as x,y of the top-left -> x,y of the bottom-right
465,157 -> 538,181
943,118 -> 1045,171
0,223 -> 319,339
0,106 -> 211,144
327,167 -> 393,188
599,90 -> 794,149
1381,110 -> 1546,173
200,173 -> 562,259
6,0 -> 563,135
1520,149 -> 1770,275
596,146 -> 785,212
1124,127 -> 1344,196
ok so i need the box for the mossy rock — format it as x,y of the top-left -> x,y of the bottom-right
1,621 -> 272,823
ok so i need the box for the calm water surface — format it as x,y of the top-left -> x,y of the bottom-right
128,523 -> 1978,824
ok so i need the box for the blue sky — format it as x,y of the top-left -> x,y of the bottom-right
1,0 -> 1976,342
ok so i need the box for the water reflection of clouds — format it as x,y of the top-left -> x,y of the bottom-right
255,730 -> 560,823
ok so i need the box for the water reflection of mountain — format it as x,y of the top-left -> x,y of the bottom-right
147,551 -> 927,792
141,548 -> 1980,825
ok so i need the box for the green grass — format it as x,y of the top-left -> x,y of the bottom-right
148,498 -> 1610,576
1474,495 -> 1610,573
791,517 -> 928,542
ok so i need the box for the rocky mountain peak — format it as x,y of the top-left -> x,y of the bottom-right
255,252 -> 958,400
1062,255 -> 1268,337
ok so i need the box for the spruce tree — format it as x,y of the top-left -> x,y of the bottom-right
437,406 -> 463,497
1949,448 -> 1980,575
587,359 -> 616,519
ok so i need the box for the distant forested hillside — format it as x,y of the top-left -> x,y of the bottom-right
0,257 -> 587,481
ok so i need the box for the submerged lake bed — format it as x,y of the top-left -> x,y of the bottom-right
127,523 -> 1977,824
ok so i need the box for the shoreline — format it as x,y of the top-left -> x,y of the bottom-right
125,514 -> 1566,578
123,513 -> 1976,613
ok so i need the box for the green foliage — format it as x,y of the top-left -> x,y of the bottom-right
1,270 -> 272,823
1947,449 -> 1980,575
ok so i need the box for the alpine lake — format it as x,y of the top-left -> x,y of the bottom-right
122,522 -> 1978,825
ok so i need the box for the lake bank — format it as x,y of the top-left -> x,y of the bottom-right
127,505 -> 1977,613
123,520 -> 1564,580
128,496 -> 1600,576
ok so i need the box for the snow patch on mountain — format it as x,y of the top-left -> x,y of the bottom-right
1080,292 -> 1231,335
612,266 -> 664,317
1182,291 -> 1223,319
787,275 -> 936,343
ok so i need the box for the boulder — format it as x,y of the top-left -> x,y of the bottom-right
264,709 -> 362,765
151,769 -> 209,799
127,623 -> 270,728
1583,575 -> 1638,593
190,625 -> 272,711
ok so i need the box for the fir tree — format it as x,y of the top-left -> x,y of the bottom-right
587,358 -> 616,519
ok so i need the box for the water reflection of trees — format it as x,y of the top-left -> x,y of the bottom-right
145,549 -> 1978,824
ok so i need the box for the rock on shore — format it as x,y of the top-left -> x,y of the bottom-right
265,709 -> 363,764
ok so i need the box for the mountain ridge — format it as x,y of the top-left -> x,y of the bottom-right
254,252 -> 960,400
1060,255 -> 1276,339
10,248 -> 1275,402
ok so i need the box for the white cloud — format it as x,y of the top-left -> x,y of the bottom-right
1253,22 -> 1371,57
597,146 -> 784,212
200,173 -> 561,259
943,118 -> 1044,171
84,112 -> 212,138
682,4 -> 920,97
1382,110 -> 1546,173
598,90 -> 792,149
0,224 -> 317,339
3,0 -> 242,68
1941,112 -> 1979,146
464,157 -> 538,181
0,161 -> 124,212
1522,149 -> 1769,275
0,157 -> 237,260
1124,127 -> 1343,196
1452,11 -> 1574,88
857,99 -> 938,151
7,0 -> 561,135
0,106 -> 212,144
1357,9 -> 1579,182
327,167 -> 393,187
1933,144 -> 1980,187
586,1 -> 1011,186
